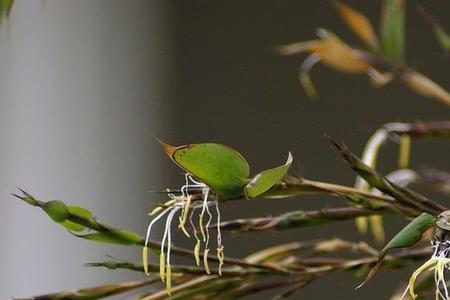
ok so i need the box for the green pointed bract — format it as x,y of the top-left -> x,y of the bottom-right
245,152 -> 293,198
158,139 -> 250,199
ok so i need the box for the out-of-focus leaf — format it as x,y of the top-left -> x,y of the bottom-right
157,139 -> 249,199
332,0 -> 380,51
433,25 -> 450,51
74,230 -> 142,245
380,0 -> 406,62
14,278 -> 154,300
401,70 -> 450,107
312,29 -> 371,73
245,153 -> 293,198
0,0 -> 14,25
417,4 -> 450,52
276,29 -> 371,98
358,213 -> 435,288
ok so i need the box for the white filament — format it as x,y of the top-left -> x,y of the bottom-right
144,207 -> 172,248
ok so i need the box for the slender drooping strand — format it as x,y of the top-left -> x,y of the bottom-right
142,173 -> 226,295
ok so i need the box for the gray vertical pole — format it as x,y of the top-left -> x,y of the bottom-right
0,0 -> 172,298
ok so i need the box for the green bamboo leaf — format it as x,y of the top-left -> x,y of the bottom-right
73,230 -> 142,245
244,153 -> 293,198
357,213 -> 435,288
379,213 -> 435,257
380,0 -> 406,62
157,139 -> 249,199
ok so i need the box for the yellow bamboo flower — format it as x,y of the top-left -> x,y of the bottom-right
142,173 -> 226,295
402,240 -> 450,300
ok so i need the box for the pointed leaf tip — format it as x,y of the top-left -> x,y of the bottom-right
154,136 -> 177,158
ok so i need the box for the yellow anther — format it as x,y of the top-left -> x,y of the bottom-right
217,246 -> 225,276
399,134 -> 411,169
179,216 -> 191,237
166,264 -> 172,296
204,248 -> 211,275
142,247 -> 149,275
149,199 -> 176,216
181,195 -> 192,226
149,206 -> 162,216
159,252 -> 166,282
194,240 -> 201,266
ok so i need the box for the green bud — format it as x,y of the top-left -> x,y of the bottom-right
44,200 -> 69,223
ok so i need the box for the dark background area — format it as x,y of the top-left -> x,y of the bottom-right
163,1 -> 450,298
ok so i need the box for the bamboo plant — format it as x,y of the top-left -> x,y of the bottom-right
9,1 -> 450,299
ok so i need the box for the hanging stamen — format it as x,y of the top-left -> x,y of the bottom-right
199,187 -> 210,242
402,239 -> 450,300
143,206 -> 172,275
178,195 -> 192,237
217,246 -> 225,276
189,206 -> 202,266
165,207 -> 178,296
166,263 -> 172,296
160,207 -> 179,282
159,252 -> 166,282
215,200 -> 225,275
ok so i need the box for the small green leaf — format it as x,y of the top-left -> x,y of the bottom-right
74,230 -> 142,245
244,152 -> 293,198
357,213 -> 435,288
43,201 -> 69,223
158,139 -> 250,199
380,0 -> 406,62
380,213 -> 435,257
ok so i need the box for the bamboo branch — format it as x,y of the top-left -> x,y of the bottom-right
215,207 -> 392,232
328,138 -> 447,215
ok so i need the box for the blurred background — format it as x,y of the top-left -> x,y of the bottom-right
0,0 -> 449,299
